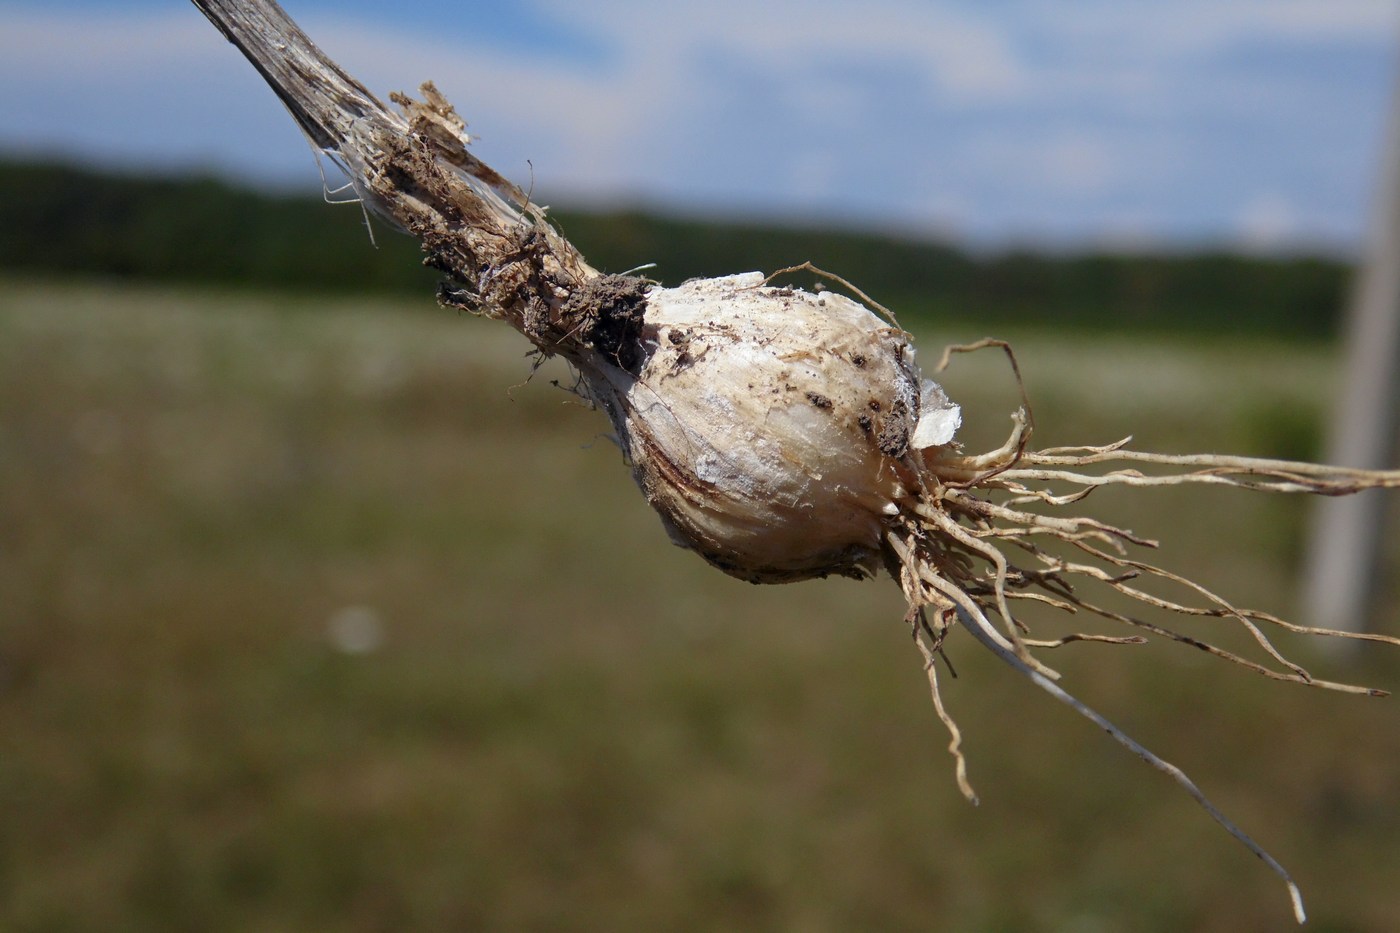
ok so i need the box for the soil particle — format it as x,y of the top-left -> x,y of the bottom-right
806,392 -> 834,411
557,274 -> 651,373
877,398 -> 910,457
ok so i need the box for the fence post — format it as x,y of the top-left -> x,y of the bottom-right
1302,66 -> 1400,637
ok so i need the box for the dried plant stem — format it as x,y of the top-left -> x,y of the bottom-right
189,0 -> 632,379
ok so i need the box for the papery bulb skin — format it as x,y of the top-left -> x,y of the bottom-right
583,273 -> 961,583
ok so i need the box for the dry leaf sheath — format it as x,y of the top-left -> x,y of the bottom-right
191,0 -> 1400,922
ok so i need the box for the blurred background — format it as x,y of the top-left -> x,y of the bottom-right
2,1 -> 1399,930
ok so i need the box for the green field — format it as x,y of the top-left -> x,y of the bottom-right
1,277 -> 1397,931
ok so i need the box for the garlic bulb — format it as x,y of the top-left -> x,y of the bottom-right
188,5 -> 1400,920
583,273 -> 961,584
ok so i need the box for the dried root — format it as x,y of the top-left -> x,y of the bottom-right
885,341 -> 1400,925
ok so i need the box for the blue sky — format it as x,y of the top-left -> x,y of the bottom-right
2,0 -> 1398,252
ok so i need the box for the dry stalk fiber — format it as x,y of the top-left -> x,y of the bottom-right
191,0 -> 1400,923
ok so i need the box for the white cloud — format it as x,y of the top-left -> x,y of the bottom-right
1040,134 -> 1123,195
0,7 -> 651,191
296,17 -> 644,185
787,148 -> 842,202
1191,0 -> 1398,43
1237,193 -> 1305,250
0,9 -> 215,72
538,0 -> 1028,102
290,2 -> 1034,208
0,1 -> 1392,248
1029,0 -> 1399,57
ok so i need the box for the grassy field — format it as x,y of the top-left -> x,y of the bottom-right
1,277 -> 1397,932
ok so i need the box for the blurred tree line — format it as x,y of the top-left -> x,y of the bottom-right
0,158 -> 1349,338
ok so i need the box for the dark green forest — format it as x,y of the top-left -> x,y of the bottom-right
0,158 -> 1352,337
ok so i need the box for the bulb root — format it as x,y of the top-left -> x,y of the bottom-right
885,339 -> 1400,924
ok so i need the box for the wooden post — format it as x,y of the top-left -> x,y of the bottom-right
1303,66 -> 1400,636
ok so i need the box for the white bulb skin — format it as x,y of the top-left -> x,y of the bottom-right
583,273 -> 959,584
